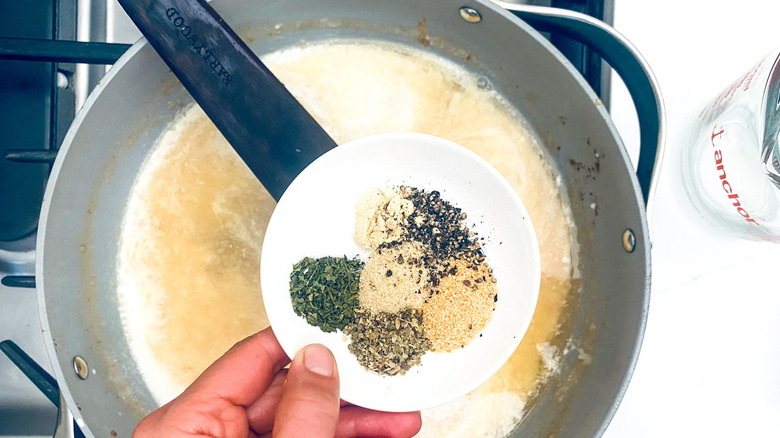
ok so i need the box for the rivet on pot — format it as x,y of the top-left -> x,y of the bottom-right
622,229 -> 636,253
459,7 -> 482,23
73,356 -> 89,380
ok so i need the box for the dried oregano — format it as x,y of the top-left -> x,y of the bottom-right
344,307 -> 429,376
289,256 -> 363,332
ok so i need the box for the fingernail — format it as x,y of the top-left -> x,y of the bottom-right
303,344 -> 335,377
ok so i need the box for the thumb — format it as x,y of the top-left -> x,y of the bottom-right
273,344 -> 340,438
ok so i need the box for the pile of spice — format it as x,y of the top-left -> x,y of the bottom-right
358,240 -> 429,313
421,260 -> 498,352
289,256 -> 363,333
289,185 -> 498,376
344,308 -> 428,375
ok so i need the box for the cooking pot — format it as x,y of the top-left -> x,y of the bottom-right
37,1 -> 663,437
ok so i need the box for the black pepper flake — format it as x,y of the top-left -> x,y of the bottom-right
386,270 -> 393,277
401,185 -> 486,287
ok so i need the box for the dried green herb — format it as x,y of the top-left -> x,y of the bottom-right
344,307 -> 429,376
289,256 -> 363,333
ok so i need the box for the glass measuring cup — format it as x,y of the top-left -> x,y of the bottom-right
676,50 -> 780,242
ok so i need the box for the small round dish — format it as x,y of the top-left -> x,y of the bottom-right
260,132 -> 540,412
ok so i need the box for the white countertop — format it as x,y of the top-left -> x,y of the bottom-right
605,1 -> 780,436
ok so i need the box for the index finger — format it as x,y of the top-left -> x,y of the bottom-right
183,326 -> 290,406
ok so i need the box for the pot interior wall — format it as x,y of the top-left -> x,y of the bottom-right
38,1 -> 649,437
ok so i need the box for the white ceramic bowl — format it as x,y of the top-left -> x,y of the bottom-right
261,132 -> 541,412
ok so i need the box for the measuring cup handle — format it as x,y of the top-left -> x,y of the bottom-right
497,3 -> 665,211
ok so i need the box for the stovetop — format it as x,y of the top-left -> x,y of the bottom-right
0,1 -> 612,436
1,1 -> 75,435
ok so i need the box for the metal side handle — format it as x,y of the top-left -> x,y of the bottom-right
495,3 -> 665,222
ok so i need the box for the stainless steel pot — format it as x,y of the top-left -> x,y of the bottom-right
37,1 -> 663,436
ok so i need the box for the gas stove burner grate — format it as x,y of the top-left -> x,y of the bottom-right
0,34 -> 128,291
0,340 -> 87,438
0,0 -> 130,244
0,38 -> 130,64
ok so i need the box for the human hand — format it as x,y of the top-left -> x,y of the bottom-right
133,327 -> 422,438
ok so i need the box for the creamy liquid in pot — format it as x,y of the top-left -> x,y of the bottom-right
117,40 -> 577,436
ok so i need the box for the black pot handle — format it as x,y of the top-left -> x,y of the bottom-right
496,3 -> 665,211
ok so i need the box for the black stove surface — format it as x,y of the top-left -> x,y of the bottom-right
0,0 -> 76,243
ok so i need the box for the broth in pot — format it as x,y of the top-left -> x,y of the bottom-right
117,40 -> 582,437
